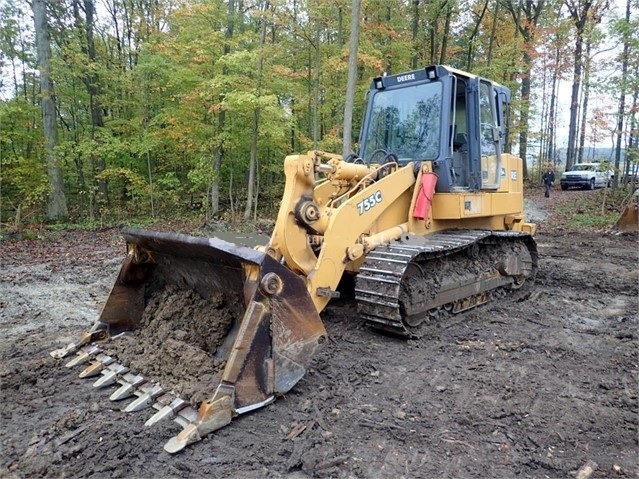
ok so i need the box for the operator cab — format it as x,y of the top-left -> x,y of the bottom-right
356,65 -> 510,193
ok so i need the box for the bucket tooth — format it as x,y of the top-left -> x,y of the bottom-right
123,384 -> 163,413
145,398 -> 188,427
164,394 -> 234,454
78,361 -> 102,378
50,330 -> 103,359
78,360 -> 106,378
110,383 -> 136,401
51,342 -> 82,360
174,406 -> 199,428
110,373 -> 146,401
64,346 -> 102,368
78,354 -> 115,378
93,363 -> 129,388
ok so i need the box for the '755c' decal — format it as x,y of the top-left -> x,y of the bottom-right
357,191 -> 383,215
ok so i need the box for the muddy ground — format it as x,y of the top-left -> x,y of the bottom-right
0,189 -> 637,479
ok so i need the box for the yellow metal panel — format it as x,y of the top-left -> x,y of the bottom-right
432,193 -> 493,219
313,179 -> 334,207
481,155 -> 500,189
432,191 -> 524,220
491,192 -> 523,215
431,193 -> 460,219
462,194 -> 487,216
500,154 -> 522,193
367,189 -> 413,234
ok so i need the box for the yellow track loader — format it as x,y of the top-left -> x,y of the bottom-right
52,65 -> 538,453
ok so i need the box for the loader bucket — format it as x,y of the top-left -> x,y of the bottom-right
52,228 -> 326,453
615,202 -> 638,232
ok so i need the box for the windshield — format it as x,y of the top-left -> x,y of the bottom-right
571,164 -> 595,172
361,82 -> 442,163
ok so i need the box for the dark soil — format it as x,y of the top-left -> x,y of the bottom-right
107,286 -> 237,404
1,191 -> 637,479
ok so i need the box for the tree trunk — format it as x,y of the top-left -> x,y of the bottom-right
502,0 -> 548,179
519,48 -> 532,179
312,10 -> 320,149
538,57 -> 549,172
411,0 -> 420,69
439,3 -> 451,64
565,23 -> 584,169
244,1 -> 269,219
245,108 -> 260,218
563,0 -> 609,169
76,0 -> 108,204
624,85 -> 637,186
211,113 -> 224,217
342,0 -> 361,158
384,5 -> 392,73
211,0 -> 236,216
33,0 -> 68,221
81,0 -> 104,131
465,0 -> 490,71
338,6 -> 344,47
545,43 -> 560,166
614,0 -> 630,188
431,30 -> 437,64
486,0 -> 500,66
577,38 -> 593,165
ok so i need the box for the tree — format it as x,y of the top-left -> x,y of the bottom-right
576,27 -> 608,165
502,0 -> 550,179
32,0 -> 68,221
76,0 -> 107,203
244,1 -> 270,219
342,0 -> 361,157
611,0 -> 637,186
212,0 -> 236,216
1,0 -> 634,225
563,0 -> 609,169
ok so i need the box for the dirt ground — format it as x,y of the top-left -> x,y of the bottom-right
1,189 -> 637,479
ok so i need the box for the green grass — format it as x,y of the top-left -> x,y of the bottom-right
563,212 -> 615,228
550,187 -> 635,229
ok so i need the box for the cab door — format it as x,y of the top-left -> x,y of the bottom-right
467,77 -> 502,191
477,79 -> 502,190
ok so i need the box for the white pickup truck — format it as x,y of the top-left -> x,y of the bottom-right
560,163 -> 613,190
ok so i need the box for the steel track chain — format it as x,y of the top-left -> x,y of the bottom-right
354,230 -> 538,337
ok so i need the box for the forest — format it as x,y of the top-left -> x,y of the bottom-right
1,0 -> 638,228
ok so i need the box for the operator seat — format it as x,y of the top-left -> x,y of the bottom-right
451,132 -> 469,187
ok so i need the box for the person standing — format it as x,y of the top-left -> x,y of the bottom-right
542,168 -> 555,198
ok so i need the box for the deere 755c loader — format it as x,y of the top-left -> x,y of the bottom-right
52,65 -> 538,453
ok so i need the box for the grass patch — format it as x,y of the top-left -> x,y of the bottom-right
561,212 -> 614,228
549,187 -> 634,229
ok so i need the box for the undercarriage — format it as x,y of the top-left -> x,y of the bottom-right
355,230 -> 538,337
